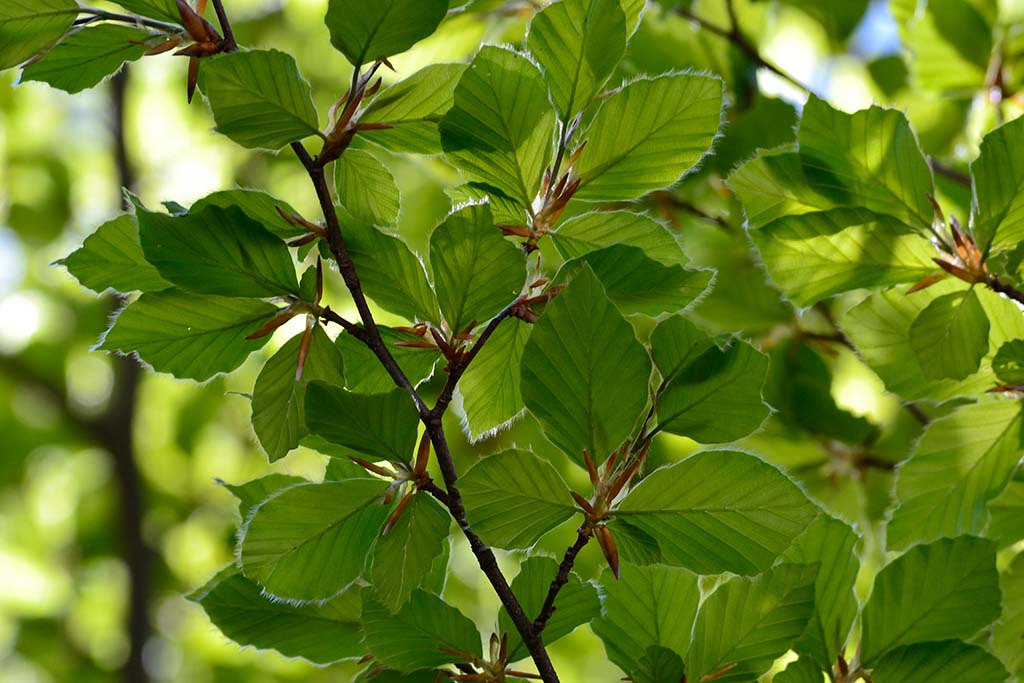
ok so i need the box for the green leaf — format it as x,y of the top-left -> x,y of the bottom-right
887,398 -> 1024,549
455,318 -> 529,439
631,647 -> 685,683
371,494 -> 449,612
685,563 -> 818,683
362,589 -> 481,672
498,556 -> 600,662
775,658 -> 827,683
575,73 -> 723,201
649,315 -> 717,381
615,450 -> 819,575
727,150 -> 836,229
361,63 -> 466,154
752,208 -> 935,307
335,149 -> 400,226
994,340 -> 1024,385
191,189 -> 306,240
554,245 -> 712,317
904,0 -> 993,94
251,327 -> 346,463
58,214 -> 170,294
100,291 -> 275,382
113,0 -> 180,23
305,382 -> 420,463
240,479 -> 390,601
992,551 -> 1024,677
909,289 -> 990,380
21,24 -> 149,93
439,45 -> 555,206
200,49 -> 320,151
971,116 -> 1024,253
336,327 -> 437,395
987,477 -> 1024,548
138,204 -> 299,298
860,535 -> 1001,664
460,449 -> 576,550
520,266 -> 651,463
783,515 -> 860,670
324,0 -> 448,67
591,563 -> 700,677
550,210 -> 687,266
429,202 -> 526,331
221,474 -> 305,521
655,341 -> 770,443
781,0 -> 868,44
189,567 -> 364,665
0,0 -> 77,70
526,0 -> 627,118
797,96 -> 934,231
343,217 -> 439,323
869,641 -> 1009,683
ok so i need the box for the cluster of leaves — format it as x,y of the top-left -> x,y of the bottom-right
6,0 -> 1024,682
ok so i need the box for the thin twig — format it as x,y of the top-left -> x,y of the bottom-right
532,530 -> 591,633
989,275 -> 1024,307
210,0 -> 238,52
931,160 -> 971,187
76,6 -> 182,33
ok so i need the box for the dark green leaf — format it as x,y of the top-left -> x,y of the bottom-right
336,327 -> 437,395
994,340 -> 1024,385
371,494 -> 450,612
324,0 -> 448,67
972,116 -> 1024,253
869,640 -> 1009,683
775,658 -> 827,683
631,647 -> 685,683
992,550 -> 1024,677
335,149 -> 400,226
191,189 -> 306,240
305,382 -> 420,463
21,24 -> 149,93
58,214 -> 170,294
649,315 -> 717,381
113,0 -> 180,23
909,289 -> 990,380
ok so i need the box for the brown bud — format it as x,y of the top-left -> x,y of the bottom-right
596,525 -> 620,579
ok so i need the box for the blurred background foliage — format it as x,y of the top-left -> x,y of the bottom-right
2,0 -> 1023,681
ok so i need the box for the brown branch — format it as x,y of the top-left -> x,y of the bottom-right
532,530 -> 591,633
989,275 -> 1024,307
930,160 -> 971,187
210,0 -> 238,52
75,6 -> 182,33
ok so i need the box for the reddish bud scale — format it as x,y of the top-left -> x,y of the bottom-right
595,525 -> 620,579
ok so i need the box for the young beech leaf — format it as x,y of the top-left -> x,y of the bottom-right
112,0 -> 181,24
887,398 -> 1024,549
220,474 -> 305,521
859,535 -> 1000,665
362,589 -> 482,672
868,640 -> 1009,683
591,563 -> 700,678
191,189 -> 306,240
336,327 -> 437,395
305,382 -> 420,463
138,204 -> 300,298
335,149 -> 401,227
520,266 -> 651,464
575,72 -> 724,202
371,493 -> 450,612
440,45 -> 555,207
324,0 -> 448,67
526,0 -> 627,118
58,214 -> 170,294
239,479 -> 390,601
188,566 -> 364,665
455,317 -> 530,440
100,291 -> 276,382
971,115 -> 1024,253
550,210 -> 687,266
614,450 -> 819,575
994,339 -> 1024,385
992,551 -> 1024,677
909,288 -> 990,381
459,449 -> 576,550
631,647 -> 685,683
21,24 -> 150,94
727,150 -> 836,229
429,202 -> 526,332
0,0 -> 78,70
200,49 -> 321,151
250,327 -> 345,463
904,0 -> 993,95
775,658 -> 827,683
685,563 -> 818,683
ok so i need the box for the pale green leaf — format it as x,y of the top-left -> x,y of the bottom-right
251,327 -> 345,463
305,382 -> 420,463
520,267 -> 651,463
336,326 -> 437,395
429,202 -> 525,331
591,563 -> 700,677
371,494 -> 450,612
685,563 -> 818,683
655,340 -> 770,443
888,398 -> 1024,549
324,0 -> 448,66
201,49 -> 320,151
869,640 -> 1009,683
362,589 -> 482,672
138,204 -> 300,298
615,450 -> 819,575
240,479 -> 390,601
971,115 -> 1024,253
860,535 -> 1000,664
440,45 -> 555,206
909,289 -> 990,380
21,24 -> 149,93
575,73 -> 723,201
775,658 -> 828,683
361,63 -> 466,154
727,150 -> 836,229
460,449 -> 576,550
335,149 -> 400,226
455,318 -> 529,439
992,550 -> 1024,677
752,208 -> 936,307
994,339 -> 1024,385
221,474 -> 305,521
987,477 -> 1024,548
191,188 -> 305,240
526,0 -> 627,117
100,291 -> 275,382
0,0 -> 77,70
905,0 -> 993,94
798,96 -> 934,231
550,210 -> 687,266
189,567 -> 364,665
58,214 -> 170,294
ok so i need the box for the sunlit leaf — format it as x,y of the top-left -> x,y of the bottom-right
21,24 -> 149,93
58,214 -> 170,294
0,0 -> 77,70
908,288 -> 989,381
371,494 -> 450,612
324,0 -> 448,67
335,149 -> 400,226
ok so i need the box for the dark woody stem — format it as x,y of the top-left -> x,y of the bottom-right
210,0 -> 238,52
